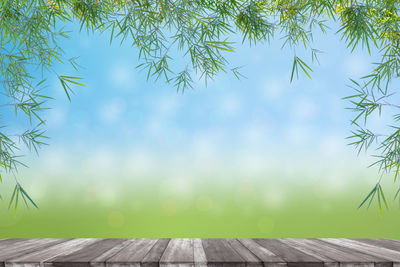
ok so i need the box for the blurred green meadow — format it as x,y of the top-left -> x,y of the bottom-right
1,167 -> 400,238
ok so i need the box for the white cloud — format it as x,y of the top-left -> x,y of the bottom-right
99,98 -> 127,123
285,124 -> 311,147
191,131 -> 222,168
327,96 -> 345,123
218,94 -> 241,117
47,108 -> 67,127
161,175 -> 193,198
241,122 -> 271,147
237,151 -> 269,174
293,98 -> 319,121
145,117 -> 165,137
262,79 -> 285,100
41,147 -> 69,174
318,135 -> 345,158
82,148 -> 117,176
109,63 -> 135,90
123,150 -> 154,176
156,94 -> 182,115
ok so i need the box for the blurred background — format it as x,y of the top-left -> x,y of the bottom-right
1,22 -> 400,238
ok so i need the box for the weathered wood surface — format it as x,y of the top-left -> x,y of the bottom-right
1,238 -> 400,266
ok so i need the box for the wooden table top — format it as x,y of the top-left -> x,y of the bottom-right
0,238 -> 400,266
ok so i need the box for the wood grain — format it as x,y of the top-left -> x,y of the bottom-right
91,239 -> 137,267
142,239 -> 171,267
0,239 -> 68,267
6,238 -> 97,267
350,238 -> 400,252
225,239 -> 261,267
0,238 -> 399,267
237,238 -> 285,266
106,239 -> 158,266
202,239 -> 244,267
309,238 -> 390,264
280,238 -> 383,267
253,239 -> 323,267
319,238 -> 400,263
48,239 -> 125,267
160,238 -> 194,267
193,239 -> 207,267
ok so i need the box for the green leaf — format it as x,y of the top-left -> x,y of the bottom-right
19,186 -> 39,209
60,76 -> 85,86
378,185 -> 388,211
296,57 -> 313,80
358,184 -> 377,209
59,78 -> 71,101
8,185 -> 17,211
14,188 -> 19,215
290,57 -> 297,83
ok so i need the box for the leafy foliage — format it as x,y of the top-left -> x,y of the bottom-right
1,0 -> 400,213
8,182 -> 38,214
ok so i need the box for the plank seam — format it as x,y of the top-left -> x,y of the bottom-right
141,238 -> 168,264
10,238 -> 75,266
228,238 -> 261,263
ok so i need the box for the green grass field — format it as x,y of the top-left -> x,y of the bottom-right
1,171 -> 399,238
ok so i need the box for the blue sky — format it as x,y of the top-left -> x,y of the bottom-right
5,20 -> 398,208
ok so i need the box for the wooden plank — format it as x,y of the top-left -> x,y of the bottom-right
309,239 -> 390,264
6,239 -> 98,267
279,238 -> 379,267
237,239 -> 286,266
254,239 -> 323,267
142,239 -> 171,267
106,239 -> 158,266
0,239 -> 69,267
348,239 -> 400,267
3,238 -> 400,267
90,239 -> 135,267
193,239 -> 207,267
319,238 -> 400,263
48,239 -> 125,267
0,239 -> 33,252
0,239 -> 67,258
160,238 -> 194,267
278,239 -> 334,262
350,239 -> 400,252
201,239 -> 244,267
226,239 -> 262,267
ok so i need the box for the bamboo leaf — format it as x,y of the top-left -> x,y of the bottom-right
8,185 -> 17,211
358,185 -> 377,209
379,185 -> 388,210
14,188 -> 19,215
19,186 -> 39,209
290,57 -> 297,83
